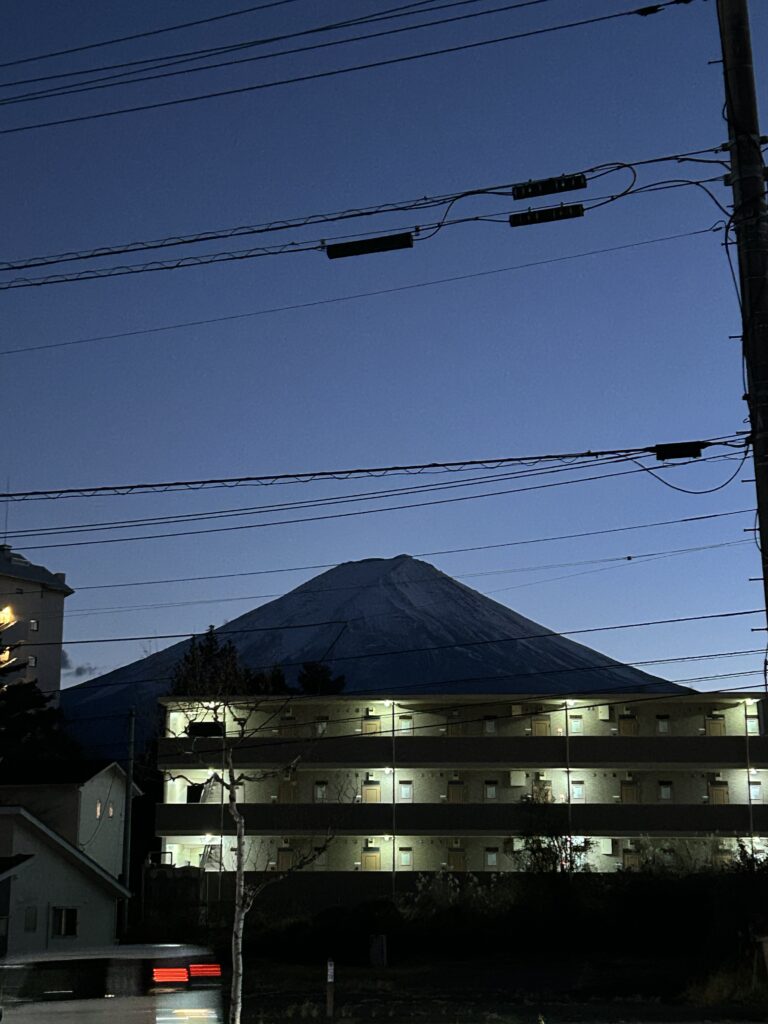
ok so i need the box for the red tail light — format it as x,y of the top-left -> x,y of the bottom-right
190,963 -> 222,978
153,967 -> 189,983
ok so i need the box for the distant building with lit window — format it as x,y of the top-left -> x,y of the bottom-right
0,545 -> 73,694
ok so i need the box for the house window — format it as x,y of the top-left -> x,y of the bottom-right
51,907 -> 78,938
29,619 -> 39,632
314,781 -> 328,803
27,655 -> 37,667
747,716 -> 760,736
485,847 -> 499,869
398,780 -> 413,802
569,716 -> 583,735
399,847 -> 413,869
483,717 -> 497,735
24,906 -> 37,933
95,799 -> 102,819
315,717 -> 328,736
656,716 -> 670,735
750,781 -> 762,803
398,715 -> 414,735
484,780 -> 498,801
659,781 -> 673,801
107,802 -> 114,818
570,780 -> 586,803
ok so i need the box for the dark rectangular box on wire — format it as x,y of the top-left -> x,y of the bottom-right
509,204 -> 585,228
326,232 -> 414,260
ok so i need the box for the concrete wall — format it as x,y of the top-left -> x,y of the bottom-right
5,818 -> 118,956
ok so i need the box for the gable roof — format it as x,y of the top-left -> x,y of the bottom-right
0,760 -> 142,795
0,853 -> 33,882
0,807 -> 130,897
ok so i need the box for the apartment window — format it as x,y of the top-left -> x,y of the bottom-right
315,717 -> 328,736
29,619 -> 39,632
314,781 -> 328,803
27,655 -> 37,667
747,716 -> 760,736
485,847 -> 499,869
398,715 -> 414,735
656,715 -> 670,735
95,799 -> 102,819
658,781 -> 673,801
398,780 -> 413,802
24,906 -> 37,933
570,780 -> 586,803
750,781 -> 762,803
483,716 -> 497,735
569,716 -> 584,735
484,780 -> 498,801
399,847 -> 413,869
51,907 -> 78,938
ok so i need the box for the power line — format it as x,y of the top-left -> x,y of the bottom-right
0,1 -> 563,108
0,149 -> 722,272
0,2 -> 696,136
0,0 -> 308,70
60,539 -> 751,617
1,435 -> 741,501
0,453 -> 706,539
41,604 -> 765,650
0,226 -> 722,359
59,645 -> 768,701
13,456 -> 749,552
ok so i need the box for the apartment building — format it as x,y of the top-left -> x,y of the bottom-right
0,545 -> 73,694
156,690 -> 768,878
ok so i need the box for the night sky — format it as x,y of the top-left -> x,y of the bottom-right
2,0 -> 766,689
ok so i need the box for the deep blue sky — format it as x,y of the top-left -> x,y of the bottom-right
2,0 -> 767,691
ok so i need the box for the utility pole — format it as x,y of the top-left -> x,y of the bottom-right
121,706 -> 136,935
717,0 -> 768,624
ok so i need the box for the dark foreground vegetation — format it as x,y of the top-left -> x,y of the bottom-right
137,871 -> 768,1021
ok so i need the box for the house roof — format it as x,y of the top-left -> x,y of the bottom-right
0,759 -> 142,795
0,853 -> 33,882
0,807 -> 129,897
0,545 -> 73,595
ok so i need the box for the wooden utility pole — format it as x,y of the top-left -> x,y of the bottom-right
718,0 -> 768,623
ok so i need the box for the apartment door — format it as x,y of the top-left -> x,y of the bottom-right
447,848 -> 466,872
362,781 -> 381,803
709,781 -> 730,805
706,717 -> 726,737
278,780 -> 297,803
277,848 -> 294,872
532,717 -> 550,737
532,780 -> 553,804
447,718 -> 464,737
622,849 -> 640,871
620,781 -> 639,804
362,716 -> 381,735
618,716 -> 638,737
447,781 -> 466,803
362,848 -> 381,871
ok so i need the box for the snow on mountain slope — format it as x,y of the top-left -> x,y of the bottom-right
61,554 -> 685,756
